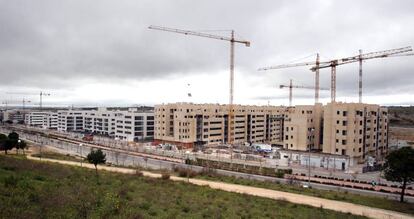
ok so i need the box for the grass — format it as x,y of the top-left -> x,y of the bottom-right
0,155 -> 365,219
189,169 -> 414,215
31,151 -> 82,162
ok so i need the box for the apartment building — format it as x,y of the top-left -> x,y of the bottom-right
44,112 -> 59,129
322,102 -> 388,165
25,111 -> 59,129
56,107 -> 154,142
114,110 -> 154,142
3,109 -> 25,123
283,104 -> 323,151
154,103 -> 285,148
25,111 -> 48,127
83,108 -> 116,136
57,110 -> 86,132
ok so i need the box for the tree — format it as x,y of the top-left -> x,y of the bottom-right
4,132 -> 19,154
86,149 -> 106,175
16,140 -> 27,154
0,134 -> 8,154
382,147 -> 414,202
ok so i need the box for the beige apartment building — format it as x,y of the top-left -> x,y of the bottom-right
322,102 -> 388,164
155,102 -> 389,165
283,104 -> 323,151
154,103 -> 285,148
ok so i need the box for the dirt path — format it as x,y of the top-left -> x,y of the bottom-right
26,155 -> 412,219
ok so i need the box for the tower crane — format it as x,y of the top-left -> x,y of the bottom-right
280,79 -> 329,106
309,46 -> 413,103
6,91 -> 50,110
148,25 -> 250,144
259,54 -> 322,104
259,46 -> 413,103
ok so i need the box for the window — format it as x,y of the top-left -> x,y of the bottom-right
342,121 -> 347,126
343,111 -> 347,116
342,130 -> 347,135
342,140 -> 347,145
337,110 -> 340,115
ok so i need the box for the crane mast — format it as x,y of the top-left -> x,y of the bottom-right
280,79 -> 328,106
260,46 -> 413,103
6,91 -> 50,111
149,25 -> 250,145
259,54 -> 326,104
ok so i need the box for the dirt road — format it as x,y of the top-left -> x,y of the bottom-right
26,155 -> 412,219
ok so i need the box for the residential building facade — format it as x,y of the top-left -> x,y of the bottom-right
322,102 -> 388,165
154,103 -> 285,148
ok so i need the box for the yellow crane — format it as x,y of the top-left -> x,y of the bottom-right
148,25 -> 250,144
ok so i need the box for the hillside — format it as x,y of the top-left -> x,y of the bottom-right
0,155 -> 363,219
388,106 -> 414,127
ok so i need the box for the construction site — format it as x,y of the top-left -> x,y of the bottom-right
146,25 -> 413,171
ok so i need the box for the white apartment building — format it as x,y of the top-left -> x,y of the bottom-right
56,107 -> 154,142
83,108 -> 116,136
3,109 -> 25,123
57,110 -> 86,132
114,109 -> 154,142
25,111 -> 59,129
44,112 -> 58,129
25,112 -> 49,127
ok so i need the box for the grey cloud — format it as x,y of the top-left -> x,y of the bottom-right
0,0 -> 413,103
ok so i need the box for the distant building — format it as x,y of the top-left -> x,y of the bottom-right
25,111 -> 48,127
3,109 -> 25,123
25,111 -> 58,129
56,107 -> 154,142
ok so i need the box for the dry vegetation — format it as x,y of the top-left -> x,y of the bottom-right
0,155 -> 365,219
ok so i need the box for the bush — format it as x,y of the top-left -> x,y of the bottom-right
135,171 -> 144,177
161,172 -> 170,180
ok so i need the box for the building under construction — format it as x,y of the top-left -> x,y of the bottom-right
154,102 -> 388,164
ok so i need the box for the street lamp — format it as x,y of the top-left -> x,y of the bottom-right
79,143 -> 83,167
308,128 -> 315,187
185,150 -> 191,182
17,139 -> 21,155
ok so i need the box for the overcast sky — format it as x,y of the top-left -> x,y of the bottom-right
0,0 -> 413,108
